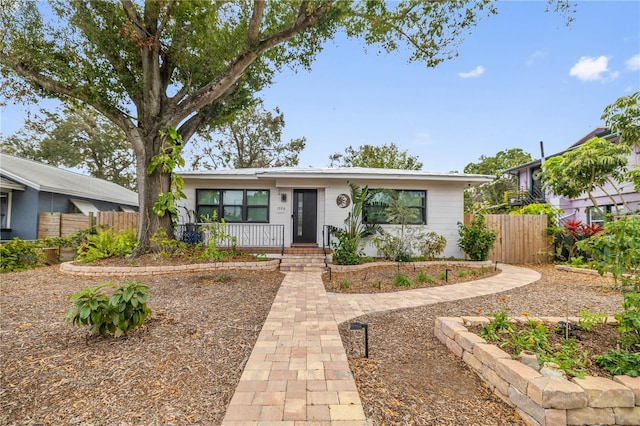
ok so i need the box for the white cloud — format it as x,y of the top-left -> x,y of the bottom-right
526,50 -> 547,66
626,54 -> 640,71
569,56 -> 616,81
458,65 -> 485,79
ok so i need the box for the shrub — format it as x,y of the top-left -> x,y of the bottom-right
419,232 -> 447,259
76,228 -> 137,263
415,271 -> 434,284
1,236 -> 74,272
65,280 -> 152,337
615,292 -> 640,351
595,349 -> 640,377
577,216 -> 640,291
457,216 -> 497,261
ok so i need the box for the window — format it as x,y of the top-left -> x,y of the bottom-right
363,189 -> 426,224
587,207 -> 605,226
196,189 -> 269,223
0,192 -> 10,229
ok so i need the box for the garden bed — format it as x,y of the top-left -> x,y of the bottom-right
435,316 -> 640,426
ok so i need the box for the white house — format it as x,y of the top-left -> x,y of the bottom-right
179,167 -> 492,258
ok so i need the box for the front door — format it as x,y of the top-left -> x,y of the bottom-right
292,189 -> 317,244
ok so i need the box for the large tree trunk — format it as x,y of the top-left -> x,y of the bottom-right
133,133 -> 175,255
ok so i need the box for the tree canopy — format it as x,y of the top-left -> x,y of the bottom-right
463,148 -> 533,211
1,105 -> 136,190
188,100 -> 305,170
329,143 -> 423,170
0,0 -> 572,251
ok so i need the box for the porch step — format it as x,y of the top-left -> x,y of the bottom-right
279,254 -> 328,272
284,246 -> 327,255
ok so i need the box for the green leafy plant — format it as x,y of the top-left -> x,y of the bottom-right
147,127 -> 186,227
1,236 -> 74,272
615,292 -> 640,351
457,216 -> 497,261
595,349 -> 640,377
419,232 -> 447,260
393,273 -> 412,287
502,319 -> 551,355
457,270 -> 468,278
75,228 -> 137,263
331,183 -> 382,265
577,216 -> 640,291
479,307 -> 515,341
65,281 -> 151,337
340,280 -> 351,289
538,339 -> 589,378
415,271 -> 434,284
578,310 -> 607,331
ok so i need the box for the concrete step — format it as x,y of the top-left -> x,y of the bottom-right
280,264 -> 327,272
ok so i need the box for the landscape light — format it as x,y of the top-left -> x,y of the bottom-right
349,322 -> 369,358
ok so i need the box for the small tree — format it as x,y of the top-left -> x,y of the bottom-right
329,143 -> 423,170
457,216 -> 497,261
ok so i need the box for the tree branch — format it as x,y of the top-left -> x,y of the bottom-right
248,0 -> 265,46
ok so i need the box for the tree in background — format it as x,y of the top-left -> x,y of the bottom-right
602,91 -> 640,192
0,1 -> 572,252
188,100 -> 305,170
2,105 -> 136,190
463,148 -> 533,212
541,93 -> 640,217
329,143 -> 423,170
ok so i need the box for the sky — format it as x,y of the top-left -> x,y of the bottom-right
1,1 -> 639,174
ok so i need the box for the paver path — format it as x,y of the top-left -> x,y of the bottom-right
221,264 -> 540,425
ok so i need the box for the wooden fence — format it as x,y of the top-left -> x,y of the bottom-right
38,211 -> 139,238
464,214 -> 550,264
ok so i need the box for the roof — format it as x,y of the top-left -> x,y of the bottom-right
0,153 -> 138,205
504,127 -> 617,174
180,166 -> 494,185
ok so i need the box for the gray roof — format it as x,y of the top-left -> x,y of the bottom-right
180,166 -> 494,184
0,153 -> 138,205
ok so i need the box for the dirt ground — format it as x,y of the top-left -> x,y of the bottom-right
0,263 -> 625,425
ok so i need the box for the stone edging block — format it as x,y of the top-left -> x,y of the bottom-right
434,316 -> 640,426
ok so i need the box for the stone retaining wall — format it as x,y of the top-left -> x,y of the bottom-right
59,259 -> 281,276
434,316 -> 640,426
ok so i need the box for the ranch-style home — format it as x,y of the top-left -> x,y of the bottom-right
178,167 -> 493,258
0,153 -> 138,241
505,127 -> 640,226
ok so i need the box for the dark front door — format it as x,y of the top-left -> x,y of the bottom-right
292,189 -> 317,244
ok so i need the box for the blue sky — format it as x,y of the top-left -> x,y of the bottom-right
1,1 -> 639,173
259,1 -> 640,172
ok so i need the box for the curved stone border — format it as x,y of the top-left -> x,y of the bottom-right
328,259 -> 493,273
435,316 -> 640,426
59,259 -> 280,276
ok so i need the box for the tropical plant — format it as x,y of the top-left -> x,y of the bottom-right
330,183 -> 381,265
65,281 -> 152,337
457,215 -> 497,261
577,216 -> 640,290
75,229 -> 138,263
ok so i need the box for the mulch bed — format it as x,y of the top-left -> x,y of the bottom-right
0,267 -> 282,426
338,264 -> 625,426
323,263 -> 498,293
0,262 -> 625,426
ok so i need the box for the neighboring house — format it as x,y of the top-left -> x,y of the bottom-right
0,153 -> 138,240
179,167 -> 493,258
505,127 -> 640,225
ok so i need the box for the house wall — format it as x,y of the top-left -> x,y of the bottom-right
4,188 -> 137,241
182,177 -> 467,258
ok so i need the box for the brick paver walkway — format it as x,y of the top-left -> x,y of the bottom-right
221,264 -> 540,425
